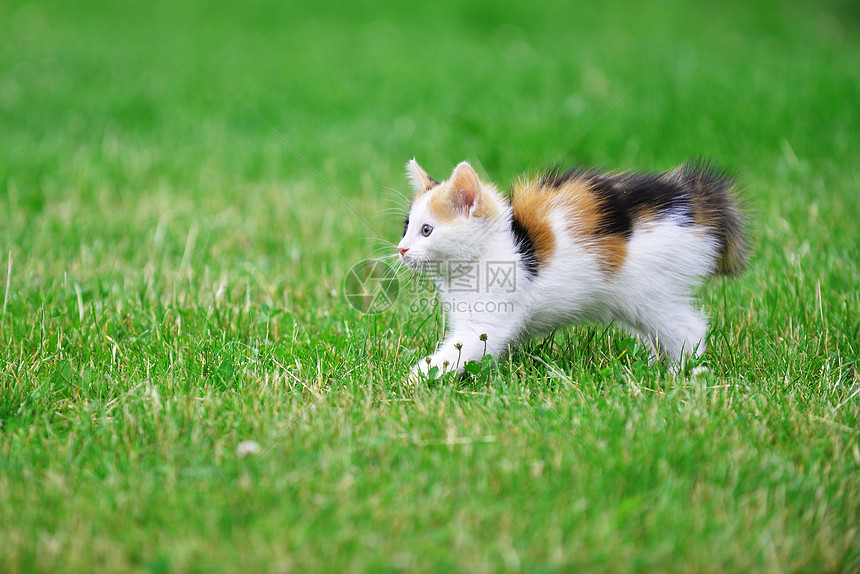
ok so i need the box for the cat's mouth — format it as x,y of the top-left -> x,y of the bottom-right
399,252 -> 430,273
399,253 -> 418,269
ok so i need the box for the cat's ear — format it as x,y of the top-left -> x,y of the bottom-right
406,158 -> 436,194
448,161 -> 481,215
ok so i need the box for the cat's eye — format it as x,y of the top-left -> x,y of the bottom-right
421,224 -> 433,237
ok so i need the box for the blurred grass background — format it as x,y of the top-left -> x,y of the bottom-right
1,0 -> 859,572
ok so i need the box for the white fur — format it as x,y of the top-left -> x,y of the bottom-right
398,164 -> 719,378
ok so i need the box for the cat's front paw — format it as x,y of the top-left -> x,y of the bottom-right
406,362 -> 427,387
408,355 -> 458,384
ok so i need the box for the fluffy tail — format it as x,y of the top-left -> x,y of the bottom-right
667,160 -> 749,276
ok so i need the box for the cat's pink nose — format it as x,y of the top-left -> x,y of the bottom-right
398,247 -> 408,256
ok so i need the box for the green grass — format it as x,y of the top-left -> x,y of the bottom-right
2,0 -> 859,571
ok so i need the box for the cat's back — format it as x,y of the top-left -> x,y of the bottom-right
509,161 -> 747,277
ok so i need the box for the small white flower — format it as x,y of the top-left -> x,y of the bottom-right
236,440 -> 262,458
692,366 -> 711,378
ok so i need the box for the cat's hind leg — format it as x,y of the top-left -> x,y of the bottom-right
636,302 -> 709,369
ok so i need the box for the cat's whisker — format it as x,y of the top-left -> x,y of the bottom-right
381,207 -> 408,217
377,184 -> 410,202
365,251 -> 399,263
364,240 -> 397,253
365,241 -> 396,252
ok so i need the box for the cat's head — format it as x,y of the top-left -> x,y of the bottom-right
397,159 -> 504,272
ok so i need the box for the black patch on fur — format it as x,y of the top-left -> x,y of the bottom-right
543,168 -> 693,239
674,159 -> 747,274
510,215 -> 539,277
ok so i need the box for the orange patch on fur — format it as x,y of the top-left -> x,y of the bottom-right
472,194 -> 500,220
426,184 -> 500,222
513,174 -> 630,273
427,188 -> 459,223
510,180 -> 557,266
593,235 -> 627,273
558,177 -> 629,273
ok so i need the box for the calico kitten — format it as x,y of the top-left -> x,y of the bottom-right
398,159 -> 747,378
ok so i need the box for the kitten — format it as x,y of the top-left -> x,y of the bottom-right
398,159 -> 748,378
